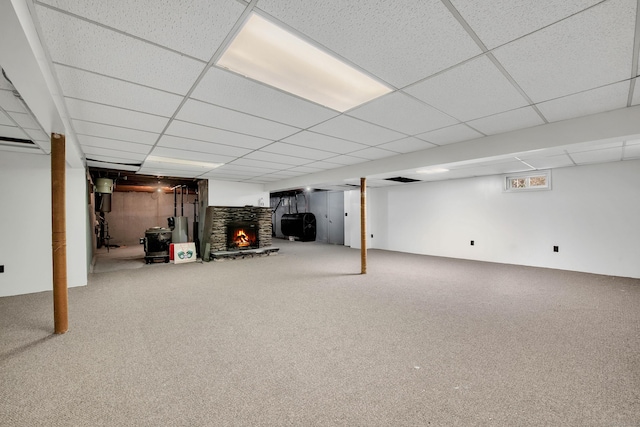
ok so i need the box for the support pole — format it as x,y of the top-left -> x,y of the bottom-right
360,177 -> 367,274
51,133 -> 68,334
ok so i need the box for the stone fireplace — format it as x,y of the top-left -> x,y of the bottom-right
201,206 -> 272,257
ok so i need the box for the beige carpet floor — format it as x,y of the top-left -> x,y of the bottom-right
1,240 -> 639,426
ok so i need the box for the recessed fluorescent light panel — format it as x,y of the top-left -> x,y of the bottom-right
416,168 -> 449,174
216,13 -> 392,112
146,156 -> 223,169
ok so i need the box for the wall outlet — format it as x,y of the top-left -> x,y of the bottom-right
470,240 -> 474,246
0,265 -> 4,273
553,246 -> 559,252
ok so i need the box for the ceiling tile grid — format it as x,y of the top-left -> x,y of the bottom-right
467,106 -> 545,135
157,135 -> 252,158
348,92 -> 459,135
492,0 -> 637,103
242,151 -> 314,167
281,131 -> 369,154
0,90 -> 27,113
451,0 -> 603,49
36,0 -> 245,61
7,112 -> 41,130
73,121 -> 159,145
82,145 -> 147,161
79,135 -> 153,154
165,120 -> 273,151
376,137 -> 438,154
149,146 -> 235,164
191,67 -> 339,129
257,0 -> 482,88
405,55 -> 530,121
55,65 -> 184,117
0,111 -> 13,127
536,81 -> 630,122
65,98 -> 169,133
177,99 -> 299,141
35,6 -> 206,94
308,115 -> 405,146
0,124 -> 30,140
416,124 -> 484,146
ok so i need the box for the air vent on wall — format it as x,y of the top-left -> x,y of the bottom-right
0,136 -> 36,145
385,177 -> 421,183
86,158 -> 142,167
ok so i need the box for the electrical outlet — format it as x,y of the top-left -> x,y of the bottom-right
0,265 -> 4,273
470,240 -> 474,246
553,246 -> 559,252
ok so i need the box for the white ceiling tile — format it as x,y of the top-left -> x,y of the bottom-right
467,106 -> 545,135
245,150 -> 314,166
192,67 -> 338,128
377,137 -> 438,154
0,111 -> 13,126
73,120 -> 159,145
230,158 -> 293,170
322,155 -> 368,166
492,0 -> 636,103
215,164 -> 279,174
38,0 -> 244,61
347,147 -> 397,160
55,65 -> 183,117
165,120 -> 272,150
633,78 -> 640,105
478,160 -> 533,174
348,92 -> 458,135
82,146 -> 147,161
24,129 -> 50,142
36,6 -> 205,94
157,135 -> 251,157
0,124 -> 29,139
65,98 -> 169,133
7,112 -> 40,130
566,140 -> 624,153
519,154 -> 575,169
451,0 -> 602,49
149,146 -> 235,164
261,142 -> 335,160
137,168 -> 203,178
405,56 -> 529,121
286,165 -> 325,173
537,82 -> 629,122
308,115 -> 404,145
258,0 -> 481,88
177,99 -> 299,140
86,160 -> 139,172
623,144 -> 640,159
569,147 -> 623,164
416,124 -> 483,146
0,89 -> 26,113
302,161 -> 345,170
79,135 -> 152,154
282,131 -> 368,154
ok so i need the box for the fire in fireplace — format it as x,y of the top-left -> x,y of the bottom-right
227,222 -> 259,250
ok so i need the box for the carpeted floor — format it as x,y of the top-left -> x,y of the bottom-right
1,240 -> 639,426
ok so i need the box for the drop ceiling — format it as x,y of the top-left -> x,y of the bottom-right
0,0 -> 639,190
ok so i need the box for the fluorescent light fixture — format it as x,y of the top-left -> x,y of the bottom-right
216,13 -> 392,112
146,156 -> 223,169
416,168 -> 449,174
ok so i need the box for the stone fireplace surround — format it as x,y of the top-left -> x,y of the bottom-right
201,206 -> 272,257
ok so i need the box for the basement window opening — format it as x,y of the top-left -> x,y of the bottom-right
504,170 -> 551,192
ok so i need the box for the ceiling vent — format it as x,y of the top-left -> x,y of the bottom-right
385,177 -> 421,183
0,136 -> 37,146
